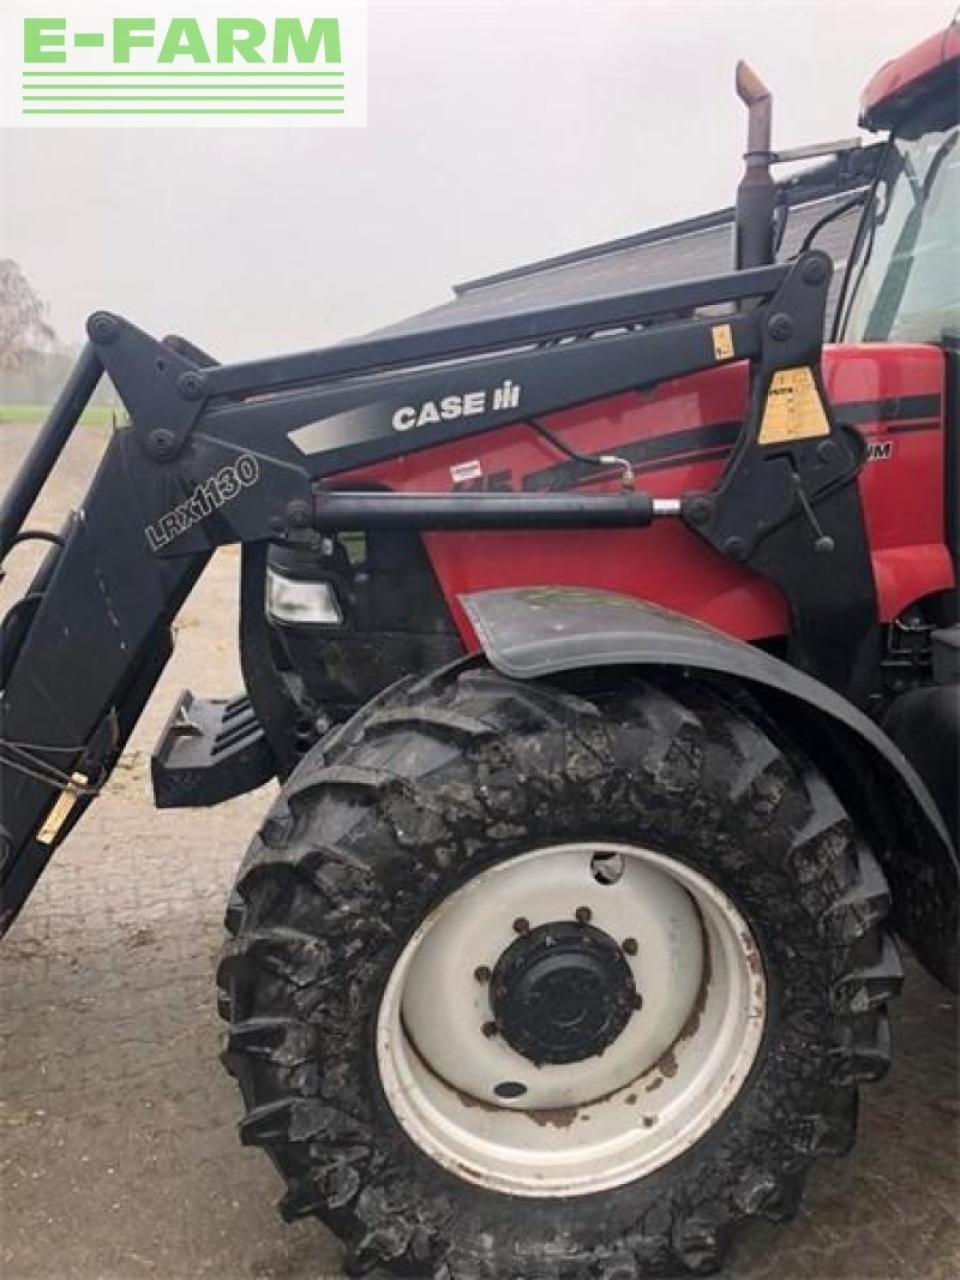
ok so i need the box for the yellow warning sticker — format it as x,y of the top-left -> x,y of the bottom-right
711,323 -> 735,361
37,772 -> 88,846
758,366 -> 830,444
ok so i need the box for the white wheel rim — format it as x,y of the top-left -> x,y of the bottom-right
376,843 -> 766,1197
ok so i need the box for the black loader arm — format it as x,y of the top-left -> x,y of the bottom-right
0,251 -> 872,934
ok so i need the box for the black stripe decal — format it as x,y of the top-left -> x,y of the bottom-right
833,394 -> 941,426
882,419 -> 942,437
523,394 -> 942,491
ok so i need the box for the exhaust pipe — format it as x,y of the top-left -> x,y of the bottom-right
734,61 -> 776,271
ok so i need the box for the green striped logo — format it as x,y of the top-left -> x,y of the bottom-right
3,3 -> 367,126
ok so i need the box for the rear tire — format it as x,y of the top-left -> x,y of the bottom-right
218,660 -> 901,1278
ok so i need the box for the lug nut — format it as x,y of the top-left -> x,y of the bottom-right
482,1020 -> 498,1038
622,937 -> 638,956
512,917 -> 530,935
474,965 -> 491,983
575,906 -> 592,924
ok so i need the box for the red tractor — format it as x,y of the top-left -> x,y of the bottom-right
2,21 -> 958,1279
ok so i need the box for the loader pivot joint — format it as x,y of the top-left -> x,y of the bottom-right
88,312 -> 121,345
177,371 -> 206,401
89,313 -> 210,458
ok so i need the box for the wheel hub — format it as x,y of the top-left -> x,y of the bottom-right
381,842 -> 766,1196
490,921 -> 637,1065
395,844 -> 707,1113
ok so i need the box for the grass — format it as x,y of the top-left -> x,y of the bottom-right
0,404 -> 117,427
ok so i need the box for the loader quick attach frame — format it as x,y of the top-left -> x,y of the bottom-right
0,249 -> 882,932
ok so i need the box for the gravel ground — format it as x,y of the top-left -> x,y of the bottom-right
1,422 -> 957,1279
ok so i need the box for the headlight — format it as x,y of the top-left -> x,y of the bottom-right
265,568 -> 343,626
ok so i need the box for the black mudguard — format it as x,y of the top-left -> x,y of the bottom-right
461,586 -> 959,989
883,685 -> 960,849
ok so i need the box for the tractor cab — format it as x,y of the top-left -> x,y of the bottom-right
836,23 -> 960,345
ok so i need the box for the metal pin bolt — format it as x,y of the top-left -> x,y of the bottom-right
801,254 -> 830,286
88,312 -> 120,345
147,428 -> 177,461
482,1021 -> 498,1038
632,993 -> 644,1011
622,937 -> 638,956
513,917 -> 530,935
474,965 -> 491,984
685,496 -> 713,526
768,312 -> 794,342
286,500 -> 313,530
177,370 -> 206,401
575,906 -> 592,924
816,439 -> 838,464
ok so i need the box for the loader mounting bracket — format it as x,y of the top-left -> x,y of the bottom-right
680,249 -> 880,706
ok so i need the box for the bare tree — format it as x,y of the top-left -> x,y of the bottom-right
0,259 -> 56,371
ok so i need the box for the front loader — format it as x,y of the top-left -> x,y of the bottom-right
2,22 -> 958,1279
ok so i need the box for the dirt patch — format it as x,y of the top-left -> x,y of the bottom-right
525,1105 -> 579,1130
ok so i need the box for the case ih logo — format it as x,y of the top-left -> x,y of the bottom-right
392,381 -> 523,432
1,1 -> 367,128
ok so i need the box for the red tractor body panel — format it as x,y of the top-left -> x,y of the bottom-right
337,344 -> 953,648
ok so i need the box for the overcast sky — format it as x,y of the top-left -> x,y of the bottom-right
0,0 -> 950,360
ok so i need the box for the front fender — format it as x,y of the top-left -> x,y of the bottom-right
461,587 -> 958,988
